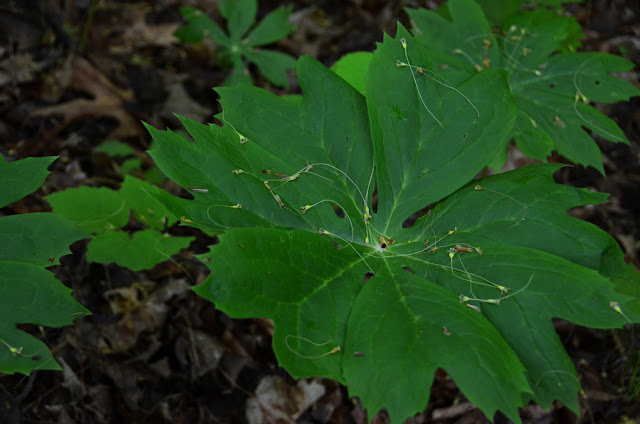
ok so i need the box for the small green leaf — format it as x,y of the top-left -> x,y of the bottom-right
121,158 -> 142,174
246,49 -> 296,88
86,229 -> 194,271
94,140 -> 135,158
245,5 -> 295,47
331,52 -> 373,96
175,6 -> 230,45
219,0 -> 257,41
0,155 -> 56,208
119,176 -> 174,230
224,57 -> 253,86
45,187 -> 129,233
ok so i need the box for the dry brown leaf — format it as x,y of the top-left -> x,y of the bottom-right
118,6 -> 181,49
246,376 -> 326,424
31,56 -> 144,140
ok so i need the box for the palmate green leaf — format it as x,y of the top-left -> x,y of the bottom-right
245,5 -> 295,47
147,24 -> 638,424
0,157 -> 90,375
86,229 -> 193,271
407,0 -> 639,172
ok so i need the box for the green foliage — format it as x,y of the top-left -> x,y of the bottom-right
474,0 -> 584,26
406,0 -> 639,172
175,0 -> 296,88
0,155 -> 90,375
147,23 -> 640,423
95,140 -> 136,158
87,230 -> 192,272
94,140 -> 166,184
45,176 -> 194,271
331,52 -> 372,96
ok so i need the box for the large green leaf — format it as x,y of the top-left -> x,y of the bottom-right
407,0 -> 639,172
147,24 -> 639,423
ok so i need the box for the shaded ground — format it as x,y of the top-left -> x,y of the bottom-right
1,0 -> 639,423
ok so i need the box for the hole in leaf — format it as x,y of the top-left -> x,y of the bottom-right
549,83 -> 556,88
364,272 -> 374,283
403,266 -> 414,274
402,203 -> 434,228
330,203 -> 345,219
594,80 -> 601,85
181,190 -> 195,200
371,183 -> 378,214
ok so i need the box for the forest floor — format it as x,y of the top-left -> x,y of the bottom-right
1,0 -> 639,423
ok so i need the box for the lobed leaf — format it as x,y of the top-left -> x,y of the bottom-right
46,179 -> 189,272
147,22 -> 639,423
407,0 -> 639,172
87,229 -> 193,271
245,5 -> 295,47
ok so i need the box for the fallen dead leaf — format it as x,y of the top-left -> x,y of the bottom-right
246,375 -> 326,424
31,56 -> 145,140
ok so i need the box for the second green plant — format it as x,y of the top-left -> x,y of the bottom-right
175,0 -> 296,88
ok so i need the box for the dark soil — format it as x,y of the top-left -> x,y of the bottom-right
1,1 -> 639,423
